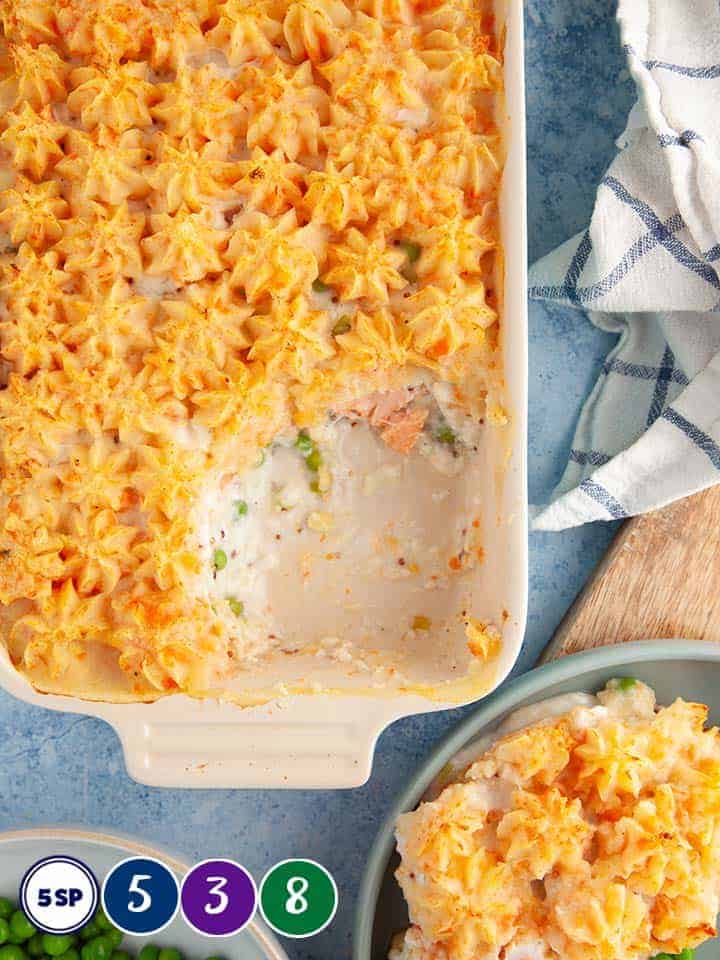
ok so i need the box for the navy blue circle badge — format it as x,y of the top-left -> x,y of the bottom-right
102,857 -> 180,935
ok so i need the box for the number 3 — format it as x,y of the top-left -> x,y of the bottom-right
128,875 -> 152,913
204,877 -> 229,916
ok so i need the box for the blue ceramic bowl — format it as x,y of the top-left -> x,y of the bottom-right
354,640 -> 720,960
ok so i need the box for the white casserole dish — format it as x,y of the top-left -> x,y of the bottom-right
0,0 -> 527,789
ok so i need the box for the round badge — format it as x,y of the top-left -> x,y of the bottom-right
259,859 -> 337,939
101,857 -> 179,936
180,859 -> 257,937
20,856 -> 99,934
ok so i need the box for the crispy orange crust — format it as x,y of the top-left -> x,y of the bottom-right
0,0 -> 502,698
394,684 -> 720,960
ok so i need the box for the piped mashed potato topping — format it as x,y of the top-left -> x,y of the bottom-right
391,681 -> 720,960
0,0 -> 503,700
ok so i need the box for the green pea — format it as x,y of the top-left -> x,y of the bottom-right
312,278 -> 330,293
103,934 -> 121,952
294,430 -> 314,455
0,945 -> 27,960
57,949 -> 80,960
10,912 -> 36,942
80,936 -> 112,960
92,912 -> 111,934
157,949 -> 182,960
41,937 -> 75,957
305,448 -> 322,472
0,922 -> 9,947
234,499 -> 248,518
24,936 -> 43,957
435,425 -> 456,445
0,905 -> 12,922
213,548 -> 227,571
78,924 -> 98,943
110,952 -> 130,960
616,676 -> 637,691
227,597 -> 244,617
331,317 -> 351,337
6,934 -> 28,947
138,947 -> 159,960
398,240 -> 421,263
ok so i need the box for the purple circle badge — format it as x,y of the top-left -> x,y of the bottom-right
180,859 -> 257,937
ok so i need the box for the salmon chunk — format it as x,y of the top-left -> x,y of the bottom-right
335,388 -> 428,453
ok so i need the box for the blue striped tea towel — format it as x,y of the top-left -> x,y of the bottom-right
530,0 -> 720,531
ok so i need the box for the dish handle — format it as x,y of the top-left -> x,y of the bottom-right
112,697 -> 415,789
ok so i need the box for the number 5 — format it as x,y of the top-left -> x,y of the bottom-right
204,877 -> 228,916
128,875 -> 152,913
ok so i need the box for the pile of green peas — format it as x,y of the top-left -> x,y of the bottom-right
0,900 -> 222,960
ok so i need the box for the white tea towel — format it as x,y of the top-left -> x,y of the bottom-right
530,0 -> 720,531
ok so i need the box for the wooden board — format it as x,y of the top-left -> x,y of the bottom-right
540,484 -> 720,663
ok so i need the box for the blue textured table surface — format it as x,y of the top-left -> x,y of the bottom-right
0,4 -> 635,959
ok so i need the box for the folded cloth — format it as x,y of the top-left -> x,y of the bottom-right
529,0 -> 720,531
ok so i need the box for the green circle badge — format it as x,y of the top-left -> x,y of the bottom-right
258,860 -> 337,939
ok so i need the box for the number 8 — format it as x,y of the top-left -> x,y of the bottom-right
204,876 -> 229,916
285,877 -> 309,916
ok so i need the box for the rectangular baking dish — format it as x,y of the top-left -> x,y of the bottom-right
0,0 -> 527,788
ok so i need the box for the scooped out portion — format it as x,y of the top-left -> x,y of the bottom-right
191,382 -> 497,693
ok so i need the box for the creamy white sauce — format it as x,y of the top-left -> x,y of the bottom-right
463,775 -> 515,814
309,287 -> 359,323
503,941 -> 553,960
170,419 -> 212,450
51,102 -> 81,127
0,166 -> 15,193
487,691 -> 599,738
133,274 -> 180,299
394,107 -> 430,128
208,201 -> 234,230
425,692 -> 599,800
194,438 -> 312,626
432,381 -> 485,446
185,48 -> 237,78
415,433 -> 464,476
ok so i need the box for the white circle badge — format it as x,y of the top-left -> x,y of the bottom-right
20,856 -> 99,934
